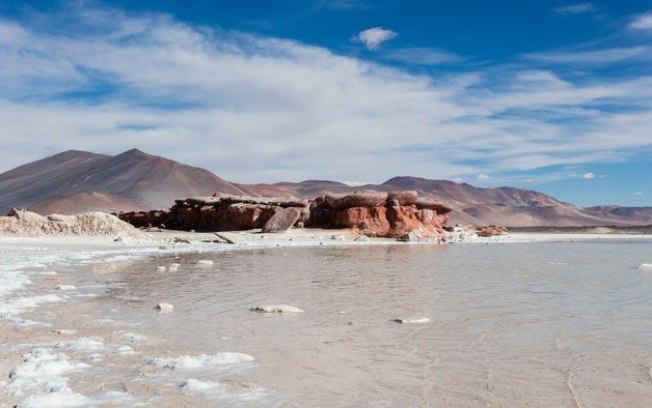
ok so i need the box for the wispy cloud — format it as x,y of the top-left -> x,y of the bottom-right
317,0 -> 367,10
581,172 -> 596,179
477,174 -> 491,181
630,12 -> 652,30
352,27 -> 397,50
524,46 -> 650,65
383,47 -> 463,65
554,3 -> 594,15
0,4 -> 651,186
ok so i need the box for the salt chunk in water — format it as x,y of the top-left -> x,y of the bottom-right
392,317 -> 431,324
251,304 -> 304,313
155,303 -> 174,313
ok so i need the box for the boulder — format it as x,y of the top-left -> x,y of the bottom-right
262,207 -> 301,233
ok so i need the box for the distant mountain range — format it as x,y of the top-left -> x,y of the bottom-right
1,149 -> 651,227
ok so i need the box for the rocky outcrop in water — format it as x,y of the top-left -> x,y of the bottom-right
117,191 -> 452,240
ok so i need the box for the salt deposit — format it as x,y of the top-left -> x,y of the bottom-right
55,284 -> 76,291
120,332 -> 148,343
392,317 -> 432,324
179,378 -> 270,403
0,210 -> 146,237
156,302 -> 174,313
637,263 -> 652,270
55,338 -> 105,353
0,294 -> 64,322
156,266 -> 167,272
197,259 -> 214,265
4,348 -> 90,402
251,304 -> 304,313
143,352 -> 255,370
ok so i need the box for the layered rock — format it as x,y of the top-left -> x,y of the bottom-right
118,191 -> 452,239
326,191 -> 451,239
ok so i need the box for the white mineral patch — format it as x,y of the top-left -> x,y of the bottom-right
121,332 -> 148,343
55,284 -> 76,291
5,348 -> 90,403
170,263 -> 181,268
0,294 -> 64,320
179,378 -> 269,403
251,304 -> 304,313
36,270 -> 58,276
144,352 -> 255,370
117,345 -> 137,356
156,266 -> 166,272
197,259 -> 214,265
637,263 -> 652,270
55,338 -> 105,353
156,302 -> 174,313
52,329 -> 78,336
392,317 -> 431,324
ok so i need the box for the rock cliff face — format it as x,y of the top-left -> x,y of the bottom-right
117,191 -> 452,239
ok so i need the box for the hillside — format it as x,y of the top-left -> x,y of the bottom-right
1,150 -> 650,227
0,149 -> 247,214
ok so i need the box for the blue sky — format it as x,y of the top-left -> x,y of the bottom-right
0,1 -> 651,206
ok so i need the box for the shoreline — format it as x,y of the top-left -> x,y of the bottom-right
3,230 -> 652,406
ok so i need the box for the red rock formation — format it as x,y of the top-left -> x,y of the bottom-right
118,191 -> 452,239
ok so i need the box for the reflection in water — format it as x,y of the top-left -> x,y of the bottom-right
87,241 -> 652,407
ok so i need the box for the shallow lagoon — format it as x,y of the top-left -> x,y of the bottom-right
3,238 -> 652,406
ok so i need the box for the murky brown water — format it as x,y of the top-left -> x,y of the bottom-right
87,240 -> 652,407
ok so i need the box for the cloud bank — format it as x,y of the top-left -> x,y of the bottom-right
0,4 -> 651,185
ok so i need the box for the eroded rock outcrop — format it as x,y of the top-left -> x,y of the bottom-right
118,191 -> 452,240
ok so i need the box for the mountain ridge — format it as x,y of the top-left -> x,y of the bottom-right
1,149 -> 650,227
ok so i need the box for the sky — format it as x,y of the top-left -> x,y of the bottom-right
0,0 -> 651,206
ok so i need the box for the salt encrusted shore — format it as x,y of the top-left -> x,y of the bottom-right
2,230 -> 652,406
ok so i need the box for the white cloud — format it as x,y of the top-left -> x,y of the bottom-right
554,3 -> 594,15
634,191 -> 643,196
477,174 -> 491,181
384,47 -> 462,65
524,46 -> 650,65
0,5 -> 651,186
353,27 -> 397,50
630,12 -> 652,30
581,172 -> 596,179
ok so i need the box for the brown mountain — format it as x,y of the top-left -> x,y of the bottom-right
0,149 -> 247,214
238,176 -> 652,227
1,150 -> 650,226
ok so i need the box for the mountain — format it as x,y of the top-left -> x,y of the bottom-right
0,149 -> 247,214
240,176 -> 652,227
1,150 -> 650,226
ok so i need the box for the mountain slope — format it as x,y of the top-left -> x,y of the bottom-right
1,151 -> 650,227
0,149 -> 247,214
